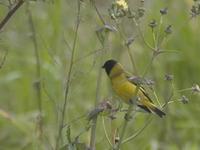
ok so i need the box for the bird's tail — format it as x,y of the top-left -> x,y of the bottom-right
150,105 -> 166,118
142,101 -> 166,118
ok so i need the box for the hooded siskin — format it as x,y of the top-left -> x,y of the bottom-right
102,59 -> 165,118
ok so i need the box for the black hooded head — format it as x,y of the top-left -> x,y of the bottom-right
102,59 -> 117,75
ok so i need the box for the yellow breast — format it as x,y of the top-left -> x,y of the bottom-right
111,75 -> 137,103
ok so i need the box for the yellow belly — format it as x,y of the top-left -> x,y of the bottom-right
112,80 -> 136,103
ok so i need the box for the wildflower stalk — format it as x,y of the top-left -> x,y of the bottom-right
89,32 -> 108,149
26,2 -> 43,143
114,21 -> 138,75
102,116 -> 112,147
0,0 -> 25,31
156,16 -> 163,48
0,50 -> 8,69
177,88 -> 194,92
89,1 -> 107,149
55,0 -> 81,149
115,102 -> 135,150
152,30 -> 156,48
91,0 -> 106,25
132,18 -> 155,51
122,116 -> 152,144
127,46 -> 138,75
89,57 -> 104,149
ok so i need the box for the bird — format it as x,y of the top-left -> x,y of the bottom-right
102,59 -> 165,118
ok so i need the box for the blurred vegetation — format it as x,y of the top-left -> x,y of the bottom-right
0,0 -> 200,150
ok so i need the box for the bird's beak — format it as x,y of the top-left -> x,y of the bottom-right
102,65 -> 105,68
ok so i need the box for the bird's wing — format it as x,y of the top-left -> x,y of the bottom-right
138,86 -> 153,103
127,76 -> 153,103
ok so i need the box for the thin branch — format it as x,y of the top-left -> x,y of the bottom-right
39,34 -> 59,66
141,54 -> 154,77
91,0 -> 106,25
62,113 -> 87,129
89,1 -> 107,149
115,103 -> 135,150
0,0 -> 25,31
162,81 -> 175,108
152,28 -> 156,48
102,116 -> 112,147
89,53 -> 104,150
42,80 -> 59,122
55,0 -> 81,149
156,15 -> 163,49
0,50 -> 8,69
73,48 -> 102,64
26,2 -> 43,139
114,22 -> 138,75
132,18 -> 155,51
122,116 -> 153,144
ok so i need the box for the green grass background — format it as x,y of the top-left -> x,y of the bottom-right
0,0 -> 200,149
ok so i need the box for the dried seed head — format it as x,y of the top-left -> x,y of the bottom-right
99,100 -> 113,110
192,84 -> 200,93
124,113 -> 132,121
125,37 -> 135,47
160,8 -> 168,15
109,0 -> 129,19
190,1 -> 200,17
127,9 -> 136,18
104,24 -> 117,32
116,0 -> 128,11
165,25 -> 172,34
137,7 -> 145,18
87,100 -> 113,121
181,95 -> 189,104
145,79 -> 155,86
149,19 -> 157,28
164,74 -> 174,81
115,136 -> 120,144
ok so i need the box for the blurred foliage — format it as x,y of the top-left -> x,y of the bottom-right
0,0 -> 200,150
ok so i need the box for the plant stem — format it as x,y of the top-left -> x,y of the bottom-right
0,50 -> 8,69
89,49 -> 105,150
122,116 -> 153,144
115,103 -> 134,150
91,0 -> 105,25
55,0 -> 81,149
114,21 -> 138,75
102,116 -> 112,147
132,18 -> 155,51
26,2 -> 43,139
89,1 -> 106,149
0,0 -> 25,31
156,15 -> 163,49
126,46 -> 138,75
